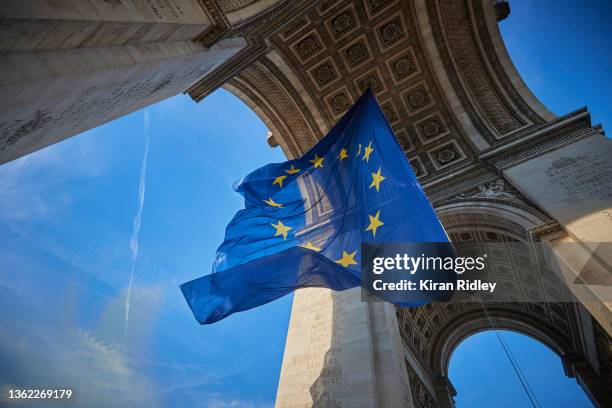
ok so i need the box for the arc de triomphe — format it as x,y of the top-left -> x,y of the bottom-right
1,1 -> 611,407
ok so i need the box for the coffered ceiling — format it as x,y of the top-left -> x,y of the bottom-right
189,0 -> 555,183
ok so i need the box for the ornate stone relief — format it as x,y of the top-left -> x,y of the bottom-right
397,225 -> 580,383
457,178 -> 520,201
363,0 -> 396,19
309,58 -> 341,90
279,15 -> 310,40
427,140 -> 466,169
414,112 -> 450,144
218,0 -> 258,13
340,36 -> 374,71
401,81 -> 434,116
195,0 -> 231,47
395,128 -> 414,153
407,364 -> 438,408
325,86 -> 354,117
429,0 -> 530,139
229,60 -> 319,156
317,0 -> 339,15
355,68 -> 387,94
222,0 -> 475,178
327,5 -> 359,41
387,47 -> 420,84
375,13 -> 407,50
381,100 -> 400,125
410,156 -> 427,178
188,0 -> 599,198
484,115 -> 597,170
293,32 -> 324,62
593,320 -> 612,391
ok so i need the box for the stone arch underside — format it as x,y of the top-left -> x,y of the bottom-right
193,1 -> 612,406
2,1 -> 610,407
199,0 -> 569,175
395,208 -> 611,407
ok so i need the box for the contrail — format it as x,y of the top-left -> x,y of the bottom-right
123,109 -> 150,352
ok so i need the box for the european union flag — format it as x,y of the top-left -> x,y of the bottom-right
181,89 -> 449,324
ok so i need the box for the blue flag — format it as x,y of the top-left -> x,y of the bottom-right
181,89 -> 449,324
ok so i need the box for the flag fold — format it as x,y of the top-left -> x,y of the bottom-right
181,89 -> 448,324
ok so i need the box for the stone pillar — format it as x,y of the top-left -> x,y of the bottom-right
503,132 -> 612,246
501,132 -> 612,335
433,377 -> 457,408
562,355 -> 612,408
0,0 -> 245,164
275,288 -> 413,407
543,235 -> 612,336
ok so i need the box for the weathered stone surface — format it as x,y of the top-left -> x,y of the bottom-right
276,288 -> 410,408
504,133 -> 612,245
0,39 -> 244,164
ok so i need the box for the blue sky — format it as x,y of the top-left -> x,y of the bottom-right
499,0 -> 611,130
0,91 -> 290,407
0,1 -> 609,407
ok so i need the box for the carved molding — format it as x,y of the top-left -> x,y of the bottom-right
218,0 -> 258,13
195,0 -> 231,47
427,167 -> 498,203
407,364 -> 439,408
527,220 -> 565,240
435,0 -> 527,137
457,178 -> 520,201
258,0 -> 476,181
227,60 -> 319,157
486,125 -> 598,170
190,0 -> 576,187
224,0 -> 316,40
593,319 -> 612,391
188,0 -> 316,101
188,43 -> 268,101
397,218 -> 581,389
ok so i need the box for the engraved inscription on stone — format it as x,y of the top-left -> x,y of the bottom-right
146,0 -> 186,19
276,288 -> 350,407
545,153 -> 612,202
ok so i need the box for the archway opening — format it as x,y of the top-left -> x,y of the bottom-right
448,329 -> 593,407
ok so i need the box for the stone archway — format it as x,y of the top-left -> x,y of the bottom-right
1,1 -> 611,407
395,203 -> 612,408
446,328 -> 592,407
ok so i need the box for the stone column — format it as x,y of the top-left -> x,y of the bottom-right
0,0 -> 245,164
562,354 -> 612,408
503,132 -> 612,245
275,288 -> 414,407
501,132 -> 612,335
433,377 -> 457,408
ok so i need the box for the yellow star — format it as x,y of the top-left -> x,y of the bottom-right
369,167 -> 386,192
263,197 -> 283,208
271,220 -> 292,240
285,165 -> 300,174
310,154 -> 325,168
363,141 -> 374,162
272,175 -> 287,188
301,241 -> 322,252
365,210 -> 384,237
338,148 -> 349,161
336,250 -> 358,268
